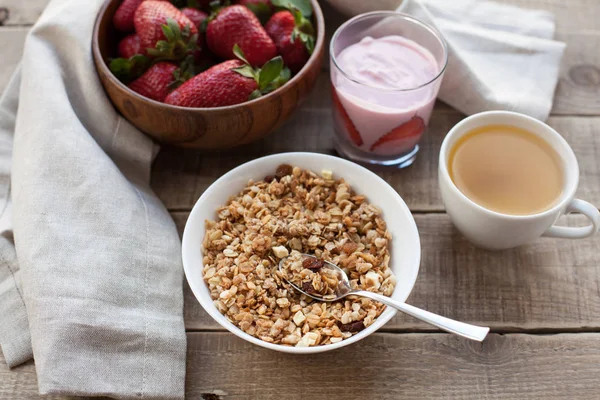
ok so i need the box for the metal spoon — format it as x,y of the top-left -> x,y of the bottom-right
279,254 -> 489,342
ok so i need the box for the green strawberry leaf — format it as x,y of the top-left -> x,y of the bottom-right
187,0 -> 201,8
299,32 -> 315,54
233,65 -> 257,80
169,55 -> 196,89
109,55 -> 151,83
258,56 -> 283,91
232,44 -> 251,65
271,0 -> 312,16
262,66 -> 290,94
147,19 -> 198,61
249,89 -> 262,100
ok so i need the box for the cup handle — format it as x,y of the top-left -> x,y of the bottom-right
543,199 -> 600,239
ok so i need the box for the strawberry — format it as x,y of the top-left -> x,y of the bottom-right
370,116 -> 426,151
265,10 -> 314,73
181,7 -> 208,63
134,1 -> 198,59
181,7 -> 208,30
331,85 -> 363,147
128,62 -> 179,102
206,5 -> 277,67
113,0 -> 144,32
165,45 -> 289,107
237,0 -> 274,23
113,0 -> 168,32
118,34 -> 143,59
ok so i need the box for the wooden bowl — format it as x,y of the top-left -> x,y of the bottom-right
92,0 -> 325,149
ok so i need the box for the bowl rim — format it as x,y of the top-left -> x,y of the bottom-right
92,0 -> 325,111
181,152 -> 421,353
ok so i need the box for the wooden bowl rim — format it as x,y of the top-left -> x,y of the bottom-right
92,0 -> 325,112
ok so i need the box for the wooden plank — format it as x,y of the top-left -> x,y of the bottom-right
552,32 -> 600,116
174,212 -> 600,332
153,113 -> 600,212
0,0 -> 48,26
0,27 -> 27,94
4,333 -> 600,399
185,332 -> 600,400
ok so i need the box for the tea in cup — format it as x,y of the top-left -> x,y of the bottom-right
439,111 -> 600,250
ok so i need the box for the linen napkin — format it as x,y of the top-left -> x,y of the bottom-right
0,0 -> 186,398
400,0 -> 567,121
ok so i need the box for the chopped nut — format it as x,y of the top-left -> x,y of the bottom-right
276,298 -> 290,308
365,271 -> 382,290
321,169 -> 333,180
296,332 -> 319,347
293,311 -> 306,326
272,245 -> 289,259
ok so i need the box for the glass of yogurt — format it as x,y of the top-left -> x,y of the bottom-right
330,12 -> 448,168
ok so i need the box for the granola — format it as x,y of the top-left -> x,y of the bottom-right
202,165 -> 396,347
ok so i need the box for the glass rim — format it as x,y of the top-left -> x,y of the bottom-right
329,11 -> 449,93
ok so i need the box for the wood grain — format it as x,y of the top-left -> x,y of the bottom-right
552,32 -> 600,115
153,111 -> 600,212
0,27 -> 27,94
0,0 -> 48,26
173,212 -> 600,332
3,333 -> 600,399
185,332 -> 600,400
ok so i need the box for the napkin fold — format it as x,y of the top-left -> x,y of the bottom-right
0,0 -> 186,398
400,0 -> 566,121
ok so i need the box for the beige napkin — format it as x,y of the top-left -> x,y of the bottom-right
400,0 -> 567,121
0,0 -> 186,398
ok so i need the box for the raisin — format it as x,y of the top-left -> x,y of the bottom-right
275,164 -> 293,178
336,320 -> 365,333
264,175 -> 276,183
302,257 -> 324,271
302,281 -> 317,295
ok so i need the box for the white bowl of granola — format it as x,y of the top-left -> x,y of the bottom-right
182,152 -> 420,353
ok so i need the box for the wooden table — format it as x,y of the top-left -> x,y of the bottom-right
1,0 -> 600,398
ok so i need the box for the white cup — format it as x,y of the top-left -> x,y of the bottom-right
438,111 -> 600,250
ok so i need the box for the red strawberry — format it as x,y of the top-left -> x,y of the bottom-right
265,10 -> 314,73
370,116 -> 426,151
165,46 -> 288,107
134,1 -> 198,56
331,85 -> 363,147
113,0 -> 167,32
206,5 -> 277,67
181,7 -> 208,31
128,62 -> 178,102
165,60 -> 253,107
118,34 -> 142,58
113,0 -> 144,32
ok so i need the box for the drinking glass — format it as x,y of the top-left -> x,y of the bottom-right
330,12 -> 448,168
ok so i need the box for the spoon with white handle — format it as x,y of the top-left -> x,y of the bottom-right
279,254 -> 489,342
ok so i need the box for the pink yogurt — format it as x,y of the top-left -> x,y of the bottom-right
332,35 -> 440,156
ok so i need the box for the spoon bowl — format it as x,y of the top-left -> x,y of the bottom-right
280,254 -> 490,342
